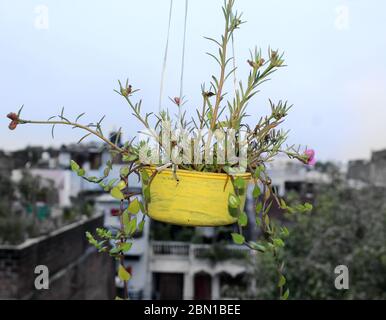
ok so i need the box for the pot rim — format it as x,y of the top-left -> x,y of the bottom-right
144,166 -> 251,181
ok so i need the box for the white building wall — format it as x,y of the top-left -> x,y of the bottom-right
11,168 -> 82,208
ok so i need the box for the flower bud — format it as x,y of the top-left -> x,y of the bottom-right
7,112 -> 19,130
174,97 -> 181,106
7,112 -> 18,121
8,121 -> 18,130
247,60 -> 258,69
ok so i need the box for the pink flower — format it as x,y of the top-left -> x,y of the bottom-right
110,208 -> 121,217
305,149 -> 316,166
173,97 -> 181,106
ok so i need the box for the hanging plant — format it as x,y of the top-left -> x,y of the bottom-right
6,0 -> 315,300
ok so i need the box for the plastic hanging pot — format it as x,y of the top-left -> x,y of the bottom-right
143,167 -> 251,227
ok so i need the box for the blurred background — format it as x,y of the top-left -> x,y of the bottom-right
0,0 -> 385,300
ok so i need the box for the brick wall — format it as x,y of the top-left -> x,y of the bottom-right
0,215 -> 115,300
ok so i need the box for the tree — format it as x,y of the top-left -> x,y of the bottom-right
252,180 -> 386,299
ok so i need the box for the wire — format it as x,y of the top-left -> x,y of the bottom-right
158,0 -> 174,113
178,0 -> 189,126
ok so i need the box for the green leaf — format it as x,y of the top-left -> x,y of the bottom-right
120,166 -> 130,177
119,242 -> 133,252
264,214 -> 270,226
255,202 -> 263,214
122,154 -> 137,162
96,228 -> 112,239
117,180 -> 126,191
138,220 -> 146,232
109,247 -> 121,255
141,170 -> 150,184
254,165 -> 264,178
280,226 -> 290,237
250,242 -> 266,252
139,201 -> 146,213
281,289 -> 290,300
252,185 -> 261,198
70,160 -> 80,173
278,275 -> 286,288
228,194 -> 240,209
108,178 -> 118,187
118,265 -> 131,281
127,217 -> 137,236
110,187 -> 125,200
273,238 -> 285,248
280,198 -> 287,209
77,168 -> 85,177
233,177 -> 246,190
264,201 -> 273,215
143,186 -> 151,202
127,198 -> 140,214
303,202 -> 313,213
231,233 -> 245,245
122,211 -> 130,234
238,212 -> 248,227
104,167 -> 110,177
85,232 -> 98,247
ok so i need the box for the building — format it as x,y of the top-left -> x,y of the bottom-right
2,142 -> 330,300
347,149 -> 386,187
0,215 -> 115,299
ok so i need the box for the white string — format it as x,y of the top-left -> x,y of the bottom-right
159,0 -> 174,113
178,0 -> 189,126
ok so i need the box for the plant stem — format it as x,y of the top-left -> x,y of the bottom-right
210,3 -> 231,130
119,199 -> 129,300
20,119 -> 124,153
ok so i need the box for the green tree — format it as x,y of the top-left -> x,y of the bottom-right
252,180 -> 386,299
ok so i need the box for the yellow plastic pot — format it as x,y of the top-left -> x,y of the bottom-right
144,168 -> 251,227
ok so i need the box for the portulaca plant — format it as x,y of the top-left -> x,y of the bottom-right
7,0 -> 315,300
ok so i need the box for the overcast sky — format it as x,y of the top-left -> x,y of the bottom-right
1,0 -> 385,162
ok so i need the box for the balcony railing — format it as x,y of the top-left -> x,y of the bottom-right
151,241 -> 249,261
152,241 -> 190,256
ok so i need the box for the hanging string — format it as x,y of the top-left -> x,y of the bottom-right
178,0 -> 189,125
159,0 -> 174,113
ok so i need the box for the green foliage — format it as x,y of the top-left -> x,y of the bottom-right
0,170 -> 79,245
228,194 -> 240,209
127,198 -> 141,214
110,187 -> 125,200
70,160 -> 80,172
195,242 -> 248,262
118,265 -> 131,281
281,289 -> 290,300
231,233 -> 245,245
238,212 -> 248,227
249,182 -> 386,300
252,185 -> 261,198
120,166 -> 130,178
233,177 -> 246,190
